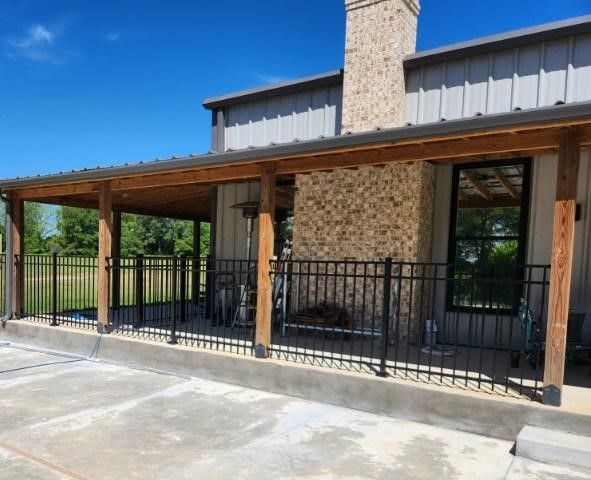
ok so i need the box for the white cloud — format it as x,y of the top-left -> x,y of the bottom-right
256,73 -> 287,84
15,24 -> 53,48
6,18 -> 76,64
103,32 -> 121,42
8,24 -> 56,62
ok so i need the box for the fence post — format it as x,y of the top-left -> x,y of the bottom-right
205,255 -> 213,319
377,257 -> 393,377
168,255 -> 178,344
135,254 -> 144,328
51,252 -> 58,326
191,256 -> 199,304
180,257 -> 187,324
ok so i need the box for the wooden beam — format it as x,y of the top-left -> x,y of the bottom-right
543,127 -> 581,406
458,196 -> 521,209
9,194 -> 24,318
254,165 -> 275,359
457,189 -> 468,202
111,211 -> 122,310
97,182 -> 112,333
493,168 -> 519,199
274,129 -> 564,175
463,170 -> 493,201
110,164 -> 261,191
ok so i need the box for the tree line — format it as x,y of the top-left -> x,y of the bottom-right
0,203 -> 210,257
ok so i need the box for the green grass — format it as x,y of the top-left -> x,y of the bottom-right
22,257 -> 207,315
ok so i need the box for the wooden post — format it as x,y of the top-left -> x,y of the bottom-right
111,210 -> 122,310
98,182 -> 112,333
255,166 -> 275,358
543,127 -> 580,406
10,195 -> 24,318
192,220 -> 201,302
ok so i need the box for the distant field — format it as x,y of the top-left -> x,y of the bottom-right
20,256 -> 207,316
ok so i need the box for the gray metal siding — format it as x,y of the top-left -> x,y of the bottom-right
223,84 -> 342,151
406,33 -> 591,125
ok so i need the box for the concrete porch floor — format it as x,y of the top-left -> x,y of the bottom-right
1,344 -> 591,480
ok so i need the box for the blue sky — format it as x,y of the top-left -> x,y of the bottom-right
1,0 -> 589,179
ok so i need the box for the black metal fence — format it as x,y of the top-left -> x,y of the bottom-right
108,256 -> 255,354
0,253 -> 5,317
21,254 -> 98,329
15,252 -> 552,399
270,259 -> 550,400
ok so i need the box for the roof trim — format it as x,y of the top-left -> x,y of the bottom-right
2,101 -> 591,191
405,14 -> 591,69
202,69 -> 343,109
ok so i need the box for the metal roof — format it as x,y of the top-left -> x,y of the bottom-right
202,15 -> 591,112
405,14 -> 591,69
202,70 -> 344,110
1,100 -> 590,191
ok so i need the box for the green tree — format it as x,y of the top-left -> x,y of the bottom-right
52,206 -> 210,258
198,222 -> 211,257
56,207 -> 98,255
24,203 -> 52,254
120,214 -> 145,256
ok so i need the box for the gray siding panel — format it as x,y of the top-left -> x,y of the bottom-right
406,33 -> 591,125
571,33 -> 591,101
465,55 -> 489,116
515,45 -> 541,110
442,60 -> 465,120
223,84 -> 342,151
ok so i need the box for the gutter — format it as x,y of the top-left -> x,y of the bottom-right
0,190 -> 13,325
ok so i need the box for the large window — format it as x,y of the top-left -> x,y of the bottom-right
448,160 -> 531,311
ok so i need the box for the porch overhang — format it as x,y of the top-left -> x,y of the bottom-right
1,101 -> 591,218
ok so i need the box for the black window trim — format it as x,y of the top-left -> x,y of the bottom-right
446,158 -> 532,313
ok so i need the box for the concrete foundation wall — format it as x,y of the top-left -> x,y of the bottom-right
3,319 -> 591,441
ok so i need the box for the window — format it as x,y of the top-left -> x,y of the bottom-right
447,160 -> 531,311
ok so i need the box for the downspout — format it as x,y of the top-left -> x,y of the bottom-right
0,190 -> 13,325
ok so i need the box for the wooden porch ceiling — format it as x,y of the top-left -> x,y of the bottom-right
33,184 -> 214,221
6,120 -> 591,220
30,182 -> 296,221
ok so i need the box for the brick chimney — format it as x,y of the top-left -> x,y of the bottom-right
293,0 -> 433,342
342,0 -> 420,132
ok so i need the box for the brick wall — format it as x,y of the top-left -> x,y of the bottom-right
293,163 -> 434,262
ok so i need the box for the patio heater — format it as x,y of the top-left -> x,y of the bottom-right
229,201 -> 259,327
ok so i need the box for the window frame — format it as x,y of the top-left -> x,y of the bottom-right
446,158 -> 532,313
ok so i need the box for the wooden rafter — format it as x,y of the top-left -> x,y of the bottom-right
493,168 -> 519,199
462,170 -> 492,201
458,196 -> 521,209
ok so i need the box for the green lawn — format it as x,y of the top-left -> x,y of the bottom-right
21,256 -> 207,316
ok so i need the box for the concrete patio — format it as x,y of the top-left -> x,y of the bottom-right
1,343 -> 590,480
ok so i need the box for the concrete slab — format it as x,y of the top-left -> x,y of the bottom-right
2,343 -> 591,479
506,457 -> 591,480
0,447 -> 66,480
516,426 -> 591,470
3,320 -> 591,443
0,344 -> 516,479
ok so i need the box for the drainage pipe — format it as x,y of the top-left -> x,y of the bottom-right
0,190 -> 13,324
